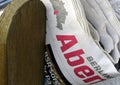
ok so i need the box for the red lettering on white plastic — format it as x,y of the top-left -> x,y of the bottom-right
56,35 -> 104,84
74,66 -> 94,78
64,49 -> 84,66
56,35 -> 77,52
83,75 -> 105,83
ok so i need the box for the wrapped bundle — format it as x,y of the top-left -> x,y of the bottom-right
42,0 -> 120,84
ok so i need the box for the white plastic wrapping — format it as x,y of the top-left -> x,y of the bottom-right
109,0 -> 120,20
42,0 -> 120,84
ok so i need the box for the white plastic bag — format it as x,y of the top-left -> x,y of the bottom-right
109,0 -> 120,20
42,0 -> 120,84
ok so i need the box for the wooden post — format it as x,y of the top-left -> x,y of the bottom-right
0,0 -> 46,85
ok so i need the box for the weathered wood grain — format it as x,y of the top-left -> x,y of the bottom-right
0,0 -> 46,85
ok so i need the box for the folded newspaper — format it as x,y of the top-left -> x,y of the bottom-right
41,0 -> 120,85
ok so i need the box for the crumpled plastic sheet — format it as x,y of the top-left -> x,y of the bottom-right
109,0 -> 120,20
